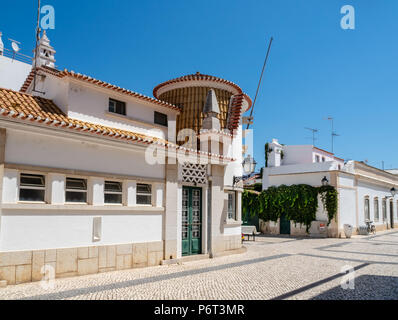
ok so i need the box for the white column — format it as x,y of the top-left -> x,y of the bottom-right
126,180 -> 137,207
48,173 -> 65,204
154,183 -> 164,208
2,169 -> 18,203
89,177 -> 104,206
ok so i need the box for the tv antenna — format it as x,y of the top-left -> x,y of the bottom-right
245,37 -> 273,130
305,127 -> 318,146
8,38 -> 20,61
325,117 -> 339,153
32,0 -> 45,94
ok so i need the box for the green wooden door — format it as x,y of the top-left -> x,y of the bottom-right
280,213 -> 291,235
182,187 -> 202,256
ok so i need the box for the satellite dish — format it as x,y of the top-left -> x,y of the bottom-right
11,41 -> 20,52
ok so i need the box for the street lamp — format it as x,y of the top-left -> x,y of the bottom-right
321,176 -> 329,186
233,155 -> 257,186
390,187 -> 396,198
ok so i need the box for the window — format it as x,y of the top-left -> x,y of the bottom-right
315,155 -> 320,163
65,178 -> 87,203
19,173 -> 45,202
364,197 -> 370,221
154,111 -> 168,127
136,183 -> 152,205
338,165 -> 341,170
108,98 -> 126,116
322,157 -> 326,162
382,199 -> 387,221
374,198 -> 379,222
104,181 -> 123,204
227,192 -> 236,220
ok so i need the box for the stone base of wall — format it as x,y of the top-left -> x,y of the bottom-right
337,224 -> 397,238
259,220 -> 279,235
260,219 -> 338,238
0,241 -> 163,285
211,235 -> 242,254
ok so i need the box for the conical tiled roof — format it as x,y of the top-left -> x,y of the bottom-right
203,89 -> 220,114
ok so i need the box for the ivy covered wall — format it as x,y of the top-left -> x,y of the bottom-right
242,184 -> 338,232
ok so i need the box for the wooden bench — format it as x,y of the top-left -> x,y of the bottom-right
241,225 -> 261,242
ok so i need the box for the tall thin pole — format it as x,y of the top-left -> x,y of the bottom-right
246,37 -> 273,130
326,117 -> 339,153
305,127 -> 318,146
33,0 -> 41,93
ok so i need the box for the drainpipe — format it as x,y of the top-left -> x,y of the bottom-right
207,180 -> 213,258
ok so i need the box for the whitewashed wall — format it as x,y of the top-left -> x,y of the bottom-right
0,128 -> 166,251
356,179 -> 397,228
224,124 -> 243,188
0,212 -> 163,251
31,75 -> 178,140
5,129 -> 164,179
0,55 -> 31,91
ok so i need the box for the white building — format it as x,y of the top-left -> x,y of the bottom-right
0,32 -> 32,91
261,139 -> 398,237
0,31 -> 251,285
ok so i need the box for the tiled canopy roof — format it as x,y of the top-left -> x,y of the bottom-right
153,72 -> 244,97
0,88 -> 232,161
153,72 -> 252,109
153,72 -> 252,133
20,67 -> 181,112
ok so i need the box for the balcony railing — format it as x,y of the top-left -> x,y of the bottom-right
0,47 -> 32,65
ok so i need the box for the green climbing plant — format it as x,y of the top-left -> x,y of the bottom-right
242,184 -> 338,233
318,185 -> 338,226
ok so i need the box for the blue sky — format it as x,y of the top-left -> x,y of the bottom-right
1,0 -> 397,169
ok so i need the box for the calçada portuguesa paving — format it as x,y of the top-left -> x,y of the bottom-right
1,230 -> 398,300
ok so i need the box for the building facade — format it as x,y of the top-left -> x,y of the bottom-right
261,139 -> 398,237
0,31 -> 251,285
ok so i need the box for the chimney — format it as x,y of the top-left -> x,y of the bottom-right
34,30 -> 56,68
202,89 -> 221,131
268,138 -> 283,167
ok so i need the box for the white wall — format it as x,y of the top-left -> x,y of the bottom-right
282,145 -> 313,165
0,166 -> 165,251
266,171 -> 331,188
0,55 -> 31,91
338,188 -> 357,228
67,81 -> 175,140
0,211 -> 163,251
356,180 -> 396,228
29,74 -> 178,141
224,124 -> 243,187
263,162 -> 335,189
5,128 -> 164,179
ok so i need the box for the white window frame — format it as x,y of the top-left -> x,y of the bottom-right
382,198 -> 387,221
136,183 -> 152,206
18,172 -> 46,203
227,191 -> 237,221
374,198 -> 379,222
104,180 -> 123,205
65,177 -> 88,204
364,197 -> 370,221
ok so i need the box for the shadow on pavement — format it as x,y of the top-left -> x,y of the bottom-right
311,275 -> 398,300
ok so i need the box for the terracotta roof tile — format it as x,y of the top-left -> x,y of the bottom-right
20,67 -> 181,112
0,88 -> 232,161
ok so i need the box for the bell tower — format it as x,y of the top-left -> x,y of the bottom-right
34,30 -> 56,68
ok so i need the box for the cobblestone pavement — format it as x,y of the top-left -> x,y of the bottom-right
1,230 -> 398,300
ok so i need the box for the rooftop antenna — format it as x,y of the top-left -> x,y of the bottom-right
245,37 -> 273,130
305,127 -> 319,146
8,38 -> 20,61
325,117 -> 339,153
32,0 -> 45,94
